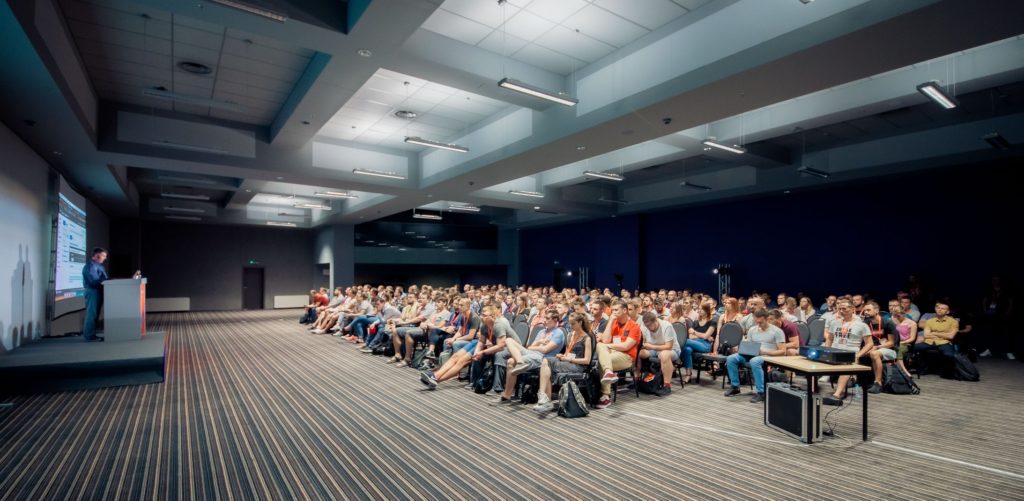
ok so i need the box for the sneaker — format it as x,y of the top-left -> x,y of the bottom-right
493,396 -> 512,405
483,389 -> 498,396
463,383 -> 474,390
600,371 -> 618,384
359,348 -> 374,354
1008,353 -> 1017,360
723,386 -> 741,397
420,372 -> 437,390
978,349 -> 992,357
595,396 -> 611,409
818,375 -> 830,383
823,395 -> 844,406
533,402 -> 555,414
508,362 -> 531,377
749,393 -> 765,403
867,383 -> 882,394
655,385 -> 672,397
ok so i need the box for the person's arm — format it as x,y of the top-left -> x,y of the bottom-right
906,322 -> 918,344
762,341 -> 787,357
599,318 -> 614,344
610,329 -> 638,352
784,334 -> 799,352
577,337 -> 594,366
880,333 -> 896,350
698,325 -> 715,341
936,320 -> 959,341
922,324 -> 933,341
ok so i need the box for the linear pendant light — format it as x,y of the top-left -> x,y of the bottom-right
210,0 -> 287,22
583,170 -> 624,181
413,211 -> 442,220
680,181 -> 712,192
498,78 -> 578,107
294,203 -> 331,210
267,221 -> 297,227
315,191 -> 358,199
165,215 -> 201,221
353,168 -> 406,180
404,136 -> 469,153
448,204 -> 481,212
797,165 -> 830,179
702,139 -> 746,154
916,81 -> 958,109
161,192 -> 210,200
509,190 -> 544,198
163,206 -> 206,213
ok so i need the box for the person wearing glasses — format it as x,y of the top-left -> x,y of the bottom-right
822,298 -> 872,406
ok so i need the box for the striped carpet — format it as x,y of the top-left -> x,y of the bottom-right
1,310 -> 1022,500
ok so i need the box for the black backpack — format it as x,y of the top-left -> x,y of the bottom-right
557,381 -> 589,418
953,353 -> 980,382
637,371 -> 663,395
473,365 -> 496,394
883,364 -> 920,395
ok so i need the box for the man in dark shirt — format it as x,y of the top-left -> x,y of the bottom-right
769,309 -> 801,355
82,247 -> 109,342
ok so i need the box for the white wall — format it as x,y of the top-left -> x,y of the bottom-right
0,121 -> 51,354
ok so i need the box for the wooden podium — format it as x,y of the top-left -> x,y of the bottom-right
102,278 -> 147,341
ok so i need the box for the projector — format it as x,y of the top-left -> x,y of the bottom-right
800,345 -> 856,365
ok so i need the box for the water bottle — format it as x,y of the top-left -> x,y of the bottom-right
852,384 -> 862,402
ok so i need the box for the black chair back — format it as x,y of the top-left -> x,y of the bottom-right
796,322 -> 810,346
513,322 -> 529,345
808,318 -> 826,346
718,322 -> 744,353
672,322 -> 688,348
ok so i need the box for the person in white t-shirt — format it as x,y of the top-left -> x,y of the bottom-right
822,298 -> 872,406
638,311 -> 681,396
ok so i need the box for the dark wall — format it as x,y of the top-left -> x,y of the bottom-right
355,264 -> 507,288
115,221 -> 315,311
520,214 -> 640,290
521,160 -> 1019,308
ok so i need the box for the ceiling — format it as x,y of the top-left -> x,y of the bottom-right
2,0 -> 1023,231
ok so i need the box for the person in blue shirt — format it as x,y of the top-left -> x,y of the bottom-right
82,247 -> 109,342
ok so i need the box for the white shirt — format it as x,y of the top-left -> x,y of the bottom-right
640,319 -> 680,352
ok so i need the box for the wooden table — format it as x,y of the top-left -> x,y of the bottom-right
760,356 -> 873,443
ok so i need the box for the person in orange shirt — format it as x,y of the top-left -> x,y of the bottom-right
594,300 -> 642,409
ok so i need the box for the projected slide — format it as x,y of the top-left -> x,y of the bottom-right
55,192 -> 87,301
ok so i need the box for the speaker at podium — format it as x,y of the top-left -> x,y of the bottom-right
102,278 -> 147,341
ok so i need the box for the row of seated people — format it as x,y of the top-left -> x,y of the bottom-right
298,284 -> 964,411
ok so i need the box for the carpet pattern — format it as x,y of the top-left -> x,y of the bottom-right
1,310 -> 1022,500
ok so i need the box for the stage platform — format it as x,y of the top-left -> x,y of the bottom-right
0,331 -> 166,394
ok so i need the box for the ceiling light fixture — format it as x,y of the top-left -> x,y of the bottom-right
294,203 -> 331,210
157,175 -> 218,185
357,49 -> 372,58
498,78 -> 578,107
165,215 -> 201,221
981,132 -> 1011,150
267,221 -> 297,227
163,206 -> 206,213
142,88 -> 245,112
209,0 -> 286,22
151,140 -> 229,155
916,81 -> 958,109
680,181 -> 712,192
161,192 -> 210,200
597,197 -> 628,205
702,138 -> 746,154
509,190 -> 544,198
353,168 -> 406,180
583,170 -> 625,182
177,61 -> 212,75
412,212 -> 442,220
404,136 -> 469,153
394,110 -> 418,119
314,191 -> 358,199
448,204 -> 481,212
797,165 -> 830,179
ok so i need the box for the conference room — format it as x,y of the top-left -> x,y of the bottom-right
1,0 -> 1022,498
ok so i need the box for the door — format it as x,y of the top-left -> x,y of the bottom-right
242,267 -> 264,310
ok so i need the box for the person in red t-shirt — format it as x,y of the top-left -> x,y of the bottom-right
595,300 -> 642,409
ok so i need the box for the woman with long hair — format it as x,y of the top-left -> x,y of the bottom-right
682,303 -> 716,383
533,312 -> 594,414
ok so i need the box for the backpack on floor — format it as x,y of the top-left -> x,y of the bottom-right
473,365 -> 495,394
637,371 -> 663,395
883,364 -> 920,395
953,353 -> 980,382
557,381 -> 589,418
372,344 -> 394,357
